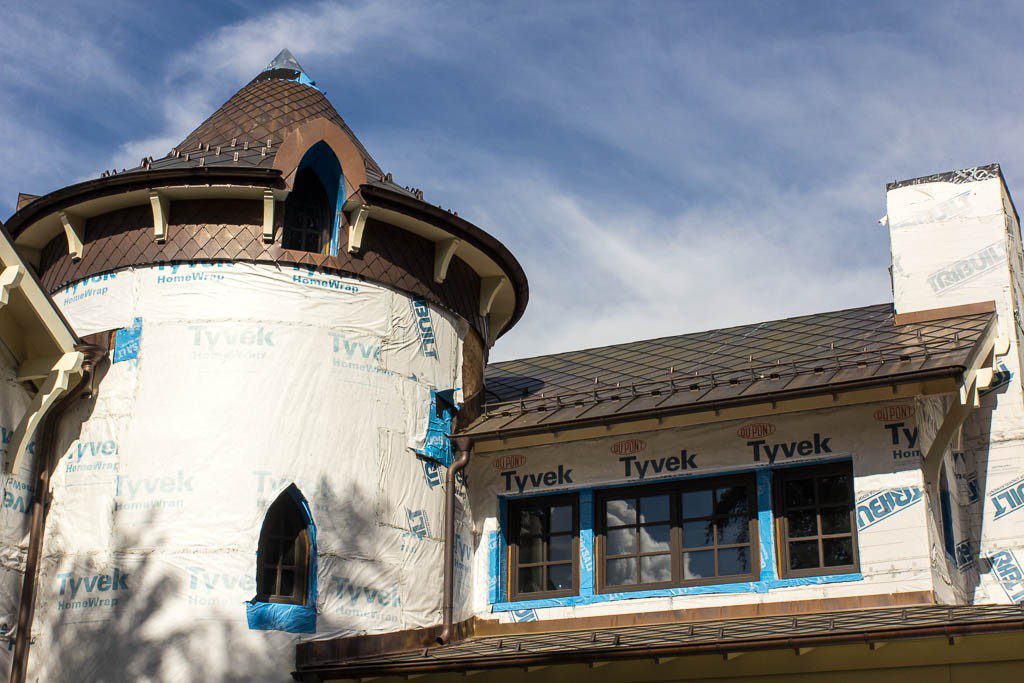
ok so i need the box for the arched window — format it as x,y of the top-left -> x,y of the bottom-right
282,166 -> 332,253
256,486 -> 312,605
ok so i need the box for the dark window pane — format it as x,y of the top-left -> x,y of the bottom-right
518,566 -> 542,593
683,550 -> 715,579
520,509 -> 543,537
821,506 -> 851,534
639,495 -> 670,523
717,516 -> 750,544
640,524 -> 671,552
716,486 -> 748,515
282,539 -> 295,564
819,474 -> 852,504
280,570 -> 295,596
823,537 -> 854,567
607,527 -> 637,555
641,555 -> 672,583
606,557 -> 638,586
550,505 -> 573,533
785,479 -> 815,507
787,510 -> 818,538
682,520 -> 714,548
718,547 -> 750,576
606,498 -> 637,527
549,534 -> 572,562
547,564 -> 573,591
789,540 -> 820,570
682,489 -> 713,518
519,534 -> 544,564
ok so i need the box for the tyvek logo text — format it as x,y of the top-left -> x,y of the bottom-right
56,569 -> 129,611
411,299 -> 438,358
501,465 -> 573,493
991,475 -> 1024,520
988,550 -> 1024,603
748,433 -> 832,464
620,451 -> 698,479
856,487 -> 922,529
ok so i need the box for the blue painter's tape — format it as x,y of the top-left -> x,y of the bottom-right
756,469 -> 778,582
579,490 -> 595,597
247,487 -> 318,633
487,531 -> 500,605
491,573 -> 863,612
114,317 -> 142,363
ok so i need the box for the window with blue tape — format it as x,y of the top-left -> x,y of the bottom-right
420,389 -> 457,467
246,484 -> 317,633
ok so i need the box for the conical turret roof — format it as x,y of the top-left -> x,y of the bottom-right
139,49 -> 382,180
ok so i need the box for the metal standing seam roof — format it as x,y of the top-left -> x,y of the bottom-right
294,603 -> 1024,677
464,303 -> 995,437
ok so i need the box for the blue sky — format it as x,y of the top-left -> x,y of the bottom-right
2,1 -> 1022,360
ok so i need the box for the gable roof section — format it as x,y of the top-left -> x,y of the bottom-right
464,302 -> 995,437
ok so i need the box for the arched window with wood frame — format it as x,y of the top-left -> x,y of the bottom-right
282,166 -> 332,254
256,486 -> 313,605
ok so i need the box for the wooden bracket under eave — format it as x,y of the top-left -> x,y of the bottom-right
262,189 -> 276,243
149,190 -> 170,243
479,276 -> 507,317
347,204 -> 370,254
0,265 -> 24,308
434,239 -> 461,284
58,212 -> 85,261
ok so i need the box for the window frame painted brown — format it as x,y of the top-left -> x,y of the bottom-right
595,474 -> 760,594
774,461 -> 860,579
256,495 -> 312,605
508,494 -> 580,601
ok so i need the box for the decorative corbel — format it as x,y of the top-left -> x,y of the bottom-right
347,204 -> 370,254
479,276 -> 507,317
5,351 -> 84,473
58,212 -> 85,261
262,189 -> 276,243
149,190 -> 170,243
0,265 -> 24,308
433,239 -> 461,284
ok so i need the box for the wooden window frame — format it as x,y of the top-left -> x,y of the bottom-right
775,461 -> 860,579
256,496 -> 312,605
596,474 -> 759,594
508,494 -> 580,601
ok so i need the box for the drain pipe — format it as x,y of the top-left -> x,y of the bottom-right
438,436 -> 472,645
11,344 -> 108,683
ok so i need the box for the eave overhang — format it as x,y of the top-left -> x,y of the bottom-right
358,183 -> 529,339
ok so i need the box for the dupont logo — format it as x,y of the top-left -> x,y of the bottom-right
874,405 -> 915,421
611,439 -> 646,455
492,454 -> 526,470
737,423 -> 775,439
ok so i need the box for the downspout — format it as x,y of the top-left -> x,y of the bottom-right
438,436 -> 473,645
10,343 -> 108,683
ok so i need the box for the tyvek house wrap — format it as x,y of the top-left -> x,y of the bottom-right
468,401 -> 938,623
6,262 -> 470,682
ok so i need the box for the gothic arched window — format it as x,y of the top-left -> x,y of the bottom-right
256,487 -> 312,605
282,166 -> 332,253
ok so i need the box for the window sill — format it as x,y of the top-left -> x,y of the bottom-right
492,572 -> 863,612
245,600 -> 317,633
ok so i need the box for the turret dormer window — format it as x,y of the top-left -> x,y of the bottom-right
282,166 -> 332,253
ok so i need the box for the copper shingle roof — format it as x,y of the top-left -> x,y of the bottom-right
464,303 -> 994,436
128,51 -> 382,180
294,603 -> 1024,678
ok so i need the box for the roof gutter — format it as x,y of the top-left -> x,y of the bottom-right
6,167 -> 285,239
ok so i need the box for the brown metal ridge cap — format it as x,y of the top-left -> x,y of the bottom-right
292,607 -> 1024,679
359,182 -> 530,335
893,301 -> 997,326
459,364 -> 968,439
5,167 -> 286,238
